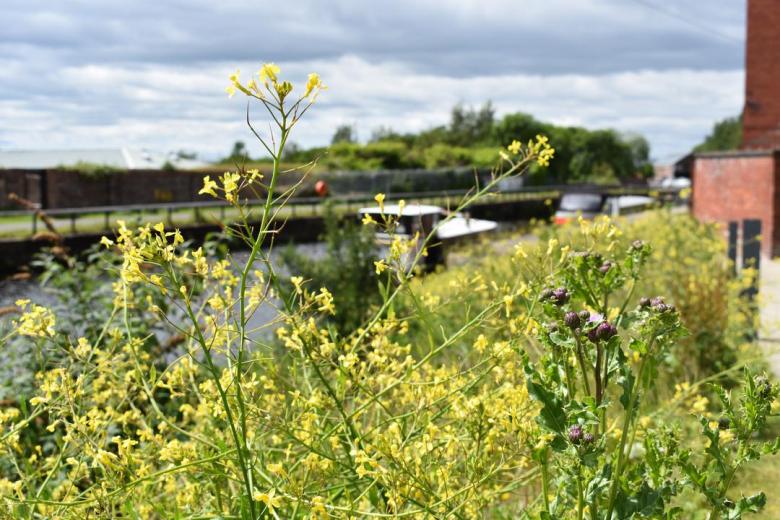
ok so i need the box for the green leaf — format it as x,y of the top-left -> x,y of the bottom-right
728,492 -> 767,519
525,374 -> 567,436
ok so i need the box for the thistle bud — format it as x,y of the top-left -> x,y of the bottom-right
539,288 -> 554,301
551,287 -> 569,305
579,310 -> 591,321
631,240 -> 645,250
568,424 -> 583,445
639,297 -> 651,308
718,417 -> 730,430
583,433 -> 595,445
599,261 -> 613,274
564,311 -> 580,329
596,321 -> 617,341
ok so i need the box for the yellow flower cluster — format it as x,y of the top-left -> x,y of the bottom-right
226,62 -> 325,102
14,299 -> 56,338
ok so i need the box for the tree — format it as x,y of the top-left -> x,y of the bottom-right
229,140 -> 247,158
447,101 -> 495,146
331,124 -> 357,144
693,115 -> 742,152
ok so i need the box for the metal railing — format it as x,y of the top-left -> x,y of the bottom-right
0,185 -> 684,237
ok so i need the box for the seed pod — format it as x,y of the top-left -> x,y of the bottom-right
564,311 -> 580,329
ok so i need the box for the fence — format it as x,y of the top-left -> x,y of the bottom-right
0,185 -> 683,238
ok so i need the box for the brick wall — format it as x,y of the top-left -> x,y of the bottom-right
692,150 -> 779,256
743,0 -> 780,149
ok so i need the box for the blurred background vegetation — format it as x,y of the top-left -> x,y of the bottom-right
217,102 -> 656,185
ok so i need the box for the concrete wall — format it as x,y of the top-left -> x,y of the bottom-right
743,0 -> 780,149
692,150 -> 779,256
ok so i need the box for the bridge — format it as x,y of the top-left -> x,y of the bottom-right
0,185 -> 684,273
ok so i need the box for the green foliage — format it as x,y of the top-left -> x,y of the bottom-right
331,124 -> 357,144
694,116 -> 743,153
280,204 -> 381,334
60,161 -> 122,178
249,103 -> 653,183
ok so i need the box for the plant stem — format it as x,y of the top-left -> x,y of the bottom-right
605,355 -> 648,519
541,459 -> 551,515
574,336 -> 592,397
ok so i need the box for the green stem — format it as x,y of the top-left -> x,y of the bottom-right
574,336 -> 592,397
605,355 -> 649,518
577,468 -> 585,520
540,459 -> 551,515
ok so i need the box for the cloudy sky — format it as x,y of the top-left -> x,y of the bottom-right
0,0 -> 746,163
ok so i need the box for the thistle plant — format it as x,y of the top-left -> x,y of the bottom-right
521,218 -> 779,519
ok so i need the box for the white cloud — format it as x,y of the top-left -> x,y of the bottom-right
0,0 -> 746,162
0,56 -> 742,162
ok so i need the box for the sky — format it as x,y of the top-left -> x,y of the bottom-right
0,0 -> 747,164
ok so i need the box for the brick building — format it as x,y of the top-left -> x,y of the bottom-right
742,0 -> 780,149
691,0 -> 780,256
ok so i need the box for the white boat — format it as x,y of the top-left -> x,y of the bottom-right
357,204 -> 498,243
357,203 -> 499,269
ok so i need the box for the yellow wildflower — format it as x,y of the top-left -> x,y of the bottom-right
259,63 -> 280,86
374,193 -> 385,212
199,176 -> 219,198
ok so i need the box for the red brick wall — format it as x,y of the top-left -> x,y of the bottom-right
743,0 -> 780,149
692,151 -> 778,256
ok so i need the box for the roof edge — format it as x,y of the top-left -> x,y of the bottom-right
694,148 -> 780,159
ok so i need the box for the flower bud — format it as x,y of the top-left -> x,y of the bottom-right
564,311 -> 580,329
551,287 -> 569,306
583,432 -> 595,445
539,288 -> 554,301
599,261 -> 613,274
638,297 -> 651,308
718,417 -> 730,430
631,240 -> 644,250
596,321 -> 617,341
578,310 -> 591,321
650,296 -> 665,307
568,424 -> 583,445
